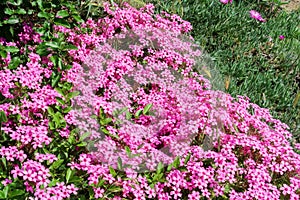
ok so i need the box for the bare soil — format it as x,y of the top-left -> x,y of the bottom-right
280,0 -> 300,12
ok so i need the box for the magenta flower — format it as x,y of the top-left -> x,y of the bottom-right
1,179 -> 12,186
279,35 -> 285,40
220,0 -> 232,4
249,10 -> 266,22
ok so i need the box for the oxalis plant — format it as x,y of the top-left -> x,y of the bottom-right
0,1 -> 300,200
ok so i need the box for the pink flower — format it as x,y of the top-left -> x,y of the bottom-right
249,10 -> 266,22
279,35 -> 285,40
220,0 -> 232,4
295,143 -> 300,150
188,191 -> 200,200
94,188 -> 105,198
1,179 -> 12,186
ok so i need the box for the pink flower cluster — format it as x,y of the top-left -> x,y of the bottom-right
10,160 -> 78,199
11,160 -> 51,188
0,2 -> 299,199
3,125 -> 52,149
31,183 -> 78,200
18,22 -> 41,44
0,146 -> 27,162
64,3 -> 299,199
35,153 -> 58,163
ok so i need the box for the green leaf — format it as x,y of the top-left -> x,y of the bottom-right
0,111 -> 8,123
156,162 -> 164,174
48,121 -> 55,130
36,0 -> 43,9
67,134 -> 75,144
8,57 -> 21,70
65,64 -> 73,70
16,113 -> 21,121
99,108 -> 105,119
72,14 -> 84,23
0,191 -> 5,199
45,42 -> 60,49
0,50 -> 7,58
55,97 -> 65,105
117,157 -> 122,170
184,153 -> 191,165
224,183 -> 231,193
54,18 -> 70,28
147,111 -> 156,116
63,44 -> 78,50
9,26 -> 14,36
137,143 -> 144,150
233,124 -> 239,133
55,87 -> 65,97
97,179 -> 105,187
51,159 -> 64,169
4,17 -> 19,24
108,185 -> 122,193
1,157 -> 7,169
57,58 -> 64,70
109,166 -> 117,177
173,156 -> 180,169
16,8 -> 26,15
80,132 -> 91,141
143,104 -> 153,115
48,179 -> 60,187
68,175 -> 83,184
5,46 -> 19,53
4,8 -> 14,15
100,126 -> 109,134
9,0 -> 22,6
27,9 -> 34,14
62,82 -> 73,90
51,73 -> 61,88
125,146 -> 131,157
62,106 -> 72,113
53,112 -> 64,128
38,12 -> 52,19
167,163 -> 173,171
66,91 -> 79,101
66,168 -> 74,184
47,107 -> 55,116
8,189 -> 25,198
3,186 -> 9,198
134,109 -> 143,118
36,45 -> 50,56
57,10 -> 69,18
153,172 -> 164,182
76,141 -> 87,147
125,111 -> 132,120
100,118 -> 112,125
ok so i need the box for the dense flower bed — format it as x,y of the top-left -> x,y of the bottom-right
0,2 -> 300,200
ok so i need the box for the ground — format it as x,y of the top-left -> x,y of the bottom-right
281,0 -> 300,12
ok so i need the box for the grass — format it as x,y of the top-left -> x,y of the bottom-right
140,0 -> 300,142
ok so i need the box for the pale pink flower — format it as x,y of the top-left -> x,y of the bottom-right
249,10 -> 266,22
220,0 -> 232,4
1,179 -> 12,186
94,188 -> 105,198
